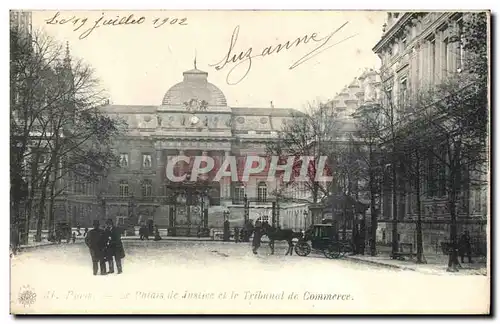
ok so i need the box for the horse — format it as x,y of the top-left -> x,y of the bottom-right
260,222 -> 303,256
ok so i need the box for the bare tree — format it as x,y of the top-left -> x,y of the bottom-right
352,103 -> 386,256
266,102 -> 341,223
10,27 -> 123,245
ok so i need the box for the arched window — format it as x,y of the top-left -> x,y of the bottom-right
119,180 -> 129,197
233,182 -> 245,204
257,182 -> 267,202
142,179 -> 152,197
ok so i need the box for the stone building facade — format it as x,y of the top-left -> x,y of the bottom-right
59,67 -> 310,235
372,12 -> 488,250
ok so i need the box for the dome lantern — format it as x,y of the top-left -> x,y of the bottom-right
162,66 -> 227,107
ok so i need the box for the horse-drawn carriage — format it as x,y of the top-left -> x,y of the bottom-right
294,223 -> 352,259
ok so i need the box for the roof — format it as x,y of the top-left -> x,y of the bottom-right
100,105 -> 158,114
162,81 -> 227,106
231,107 -> 305,117
182,68 -> 208,75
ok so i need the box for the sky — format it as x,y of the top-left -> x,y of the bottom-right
31,10 -> 386,110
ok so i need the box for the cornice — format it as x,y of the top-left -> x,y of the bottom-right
378,12 -> 458,72
373,13 -> 414,53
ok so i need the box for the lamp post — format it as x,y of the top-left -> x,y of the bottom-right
244,194 -> 249,225
303,209 -> 309,230
200,191 -> 205,228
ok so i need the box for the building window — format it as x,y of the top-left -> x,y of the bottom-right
426,156 -> 437,197
119,180 -> 129,197
399,77 -> 408,111
474,189 -> 482,212
39,153 -> 48,165
142,153 -> 152,169
233,183 -> 245,203
257,214 -> 270,224
257,182 -> 267,202
401,37 -> 407,50
142,179 -> 152,197
437,163 -> 447,197
116,216 -> 126,227
120,153 -> 129,167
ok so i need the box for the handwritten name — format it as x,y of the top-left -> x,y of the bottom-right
210,22 -> 357,85
45,12 -> 188,40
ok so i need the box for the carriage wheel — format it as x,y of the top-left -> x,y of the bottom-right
295,242 -> 311,256
339,243 -> 350,257
323,244 -> 341,259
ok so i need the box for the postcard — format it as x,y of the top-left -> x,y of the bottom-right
9,9 -> 490,314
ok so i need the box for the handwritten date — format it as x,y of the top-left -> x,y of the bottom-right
45,12 -> 188,40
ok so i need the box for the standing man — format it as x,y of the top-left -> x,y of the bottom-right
104,218 -> 125,274
234,227 -> 240,243
252,220 -> 263,255
223,219 -> 230,242
85,220 -> 107,276
459,230 -> 473,264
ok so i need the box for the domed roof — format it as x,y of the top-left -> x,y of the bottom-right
162,68 -> 227,107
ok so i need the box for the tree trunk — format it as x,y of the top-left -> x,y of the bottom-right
34,173 -> 51,242
447,144 -> 462,272
48,194 -> 56,238
47,175 -> 58,236
415,154 -> 426,263
447,191 -> 460,271
391,162 -> 399,256
35,194 -> 46,242
369,145 -> 378,256
10,200 -> 21,251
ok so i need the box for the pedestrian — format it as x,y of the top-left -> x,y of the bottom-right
352,225 -> 359,255
154,226 -> 162,241
234,227 -> 240,243
84,227 -> 89,237
223,219 -> 230,241
72,232 -> 76,243
252,220 -> 263,254
85,220 -> 107,276
139,225 -> 148,240
459,230 -> 473,263
104,218 -> 125,274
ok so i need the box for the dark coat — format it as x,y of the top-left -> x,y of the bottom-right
104,227 -> 125,259
252,226 -> 263,248
85,228 -> 106,262
459,233 -> 472,250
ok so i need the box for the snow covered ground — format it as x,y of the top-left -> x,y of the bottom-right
10,241 -> 490,314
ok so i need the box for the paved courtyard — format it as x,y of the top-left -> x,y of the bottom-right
11,241 -> 489,314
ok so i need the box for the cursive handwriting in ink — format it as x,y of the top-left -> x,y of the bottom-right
152,17 -> 188,28
45,11 -> 89,34
210,22 -> 357,85
45,12 -> 188,40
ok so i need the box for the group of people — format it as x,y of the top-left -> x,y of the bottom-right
85,219 -> 125,276
139,224 -> 162,241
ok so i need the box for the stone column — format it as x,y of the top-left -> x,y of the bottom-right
220,150 -> 232,207
155,148 -> 163,197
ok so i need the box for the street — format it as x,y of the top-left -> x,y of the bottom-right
10,241 -> 489,314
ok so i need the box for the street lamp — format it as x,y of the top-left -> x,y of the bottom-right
303,209 -> 309,229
